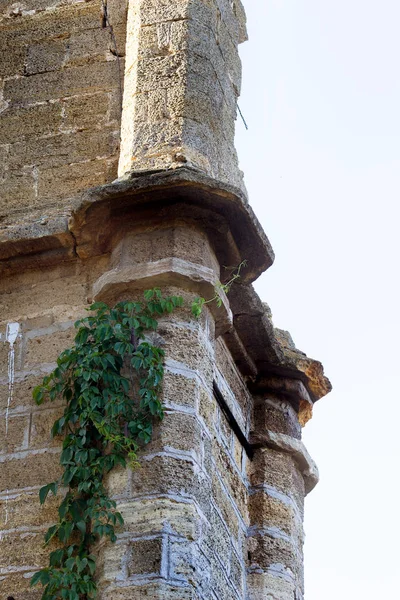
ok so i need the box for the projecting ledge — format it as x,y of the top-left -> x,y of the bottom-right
250,430 -> 319,494
93,257 -> 233,337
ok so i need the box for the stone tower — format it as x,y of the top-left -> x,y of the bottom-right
0,1 -> 331,599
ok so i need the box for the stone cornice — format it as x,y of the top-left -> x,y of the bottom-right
0,167 -> 331,407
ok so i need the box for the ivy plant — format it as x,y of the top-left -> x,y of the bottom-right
31,289 -> 183,599
31,262 -> 246,599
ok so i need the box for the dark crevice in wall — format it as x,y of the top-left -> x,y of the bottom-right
213,380 -> 253,459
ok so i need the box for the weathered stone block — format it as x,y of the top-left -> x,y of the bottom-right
24,327 -> 75,367
0,488 -> 61,530
128,537 -> 163,576
0,373 -> 47,412
4,61 -> 122,103
62,92 -> 112,130
159,323 -> 213,381
212,440 -> 248,520
250,449 -> 305,517
8,129 -> 119,170
103,582 -> 199,600
0,273 -> 88,321
198,387 -> 217,432
131,454 -> 212,519
162,370 -> 198,411
120,497 -> 202,541
211,471 -> 239,538
30,406 -> 64,449
169,539 -> 211,594
25,38 -> 67,75
0,414 -> 29,454
38,157 -> 117,201
230,547 -> 245,595
0,168 -> 36,212
248,532 -> 301,577
145,410 -> 203,458
0,450 -> 62,492
0,572 -> 42,600
208,507 -> 231,567
253,396 -> 301,439
0,530 -> 50,568
67,28 -> 115,66
247,572 -> 297,600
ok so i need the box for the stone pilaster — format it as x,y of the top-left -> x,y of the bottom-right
92,224 -> 247,598
119,0 -> 247,191
247,387 -> 319,600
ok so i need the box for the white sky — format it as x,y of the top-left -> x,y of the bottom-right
236,1 -> 400,598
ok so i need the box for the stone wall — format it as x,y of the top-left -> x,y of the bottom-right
0,229 -> 249,600
0,0 -> 331,598
0,0 -> 127,217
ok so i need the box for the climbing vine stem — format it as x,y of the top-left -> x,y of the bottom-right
191,260 -> 247,317
31,289 -> 183,599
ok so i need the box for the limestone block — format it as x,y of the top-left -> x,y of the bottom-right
159,323 -> 214,381
0,572 -> 42,600
0,34 -> 26,76
219,406 -> 234,450
103,582 -> 199,600
248,533 -> 301,585
251,432 -> 319,495
119,498 -> 202,541
207,551 -> 237,600
107,0 -> 129,26
0,488 -> 61,530
0,414 -> 29,454
0,373 -> 48,412
24,326 -> 75,367
0,2 -> 101,42
212,440 -> 248,520
25,38 -> 67,75
0,99 -> 62,145
8,129 -> 120,170
130,454 -> 212,519
0,450 -> 62,492
96,539 -> 129,586
253,396 -> 302,440
119,0 -> 246,190
62,92 -> 113,130
4,61 -> 121,104
144,410 -> 203,459
208,507 -> 231,568
162,370 -> 199,411
199,387 -> 217,431
128,537 -> 163,576
0,168 -> 36,211
230,547 -> 245,595
38,157 -> 117,201
103,464 -> 130,499
0,277 -> 87,325
29,406 -> 64,449
211,471 -> 239,538
250,449 -> 305,518
249,490 -> 303,543
247,572 -> 297,600
67,28 -> 114,66
0,530 -> 51,568
169,539 -> 211,594
110,227 -> 220,275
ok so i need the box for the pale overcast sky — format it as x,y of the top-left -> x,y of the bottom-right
236,1 -> 400,598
